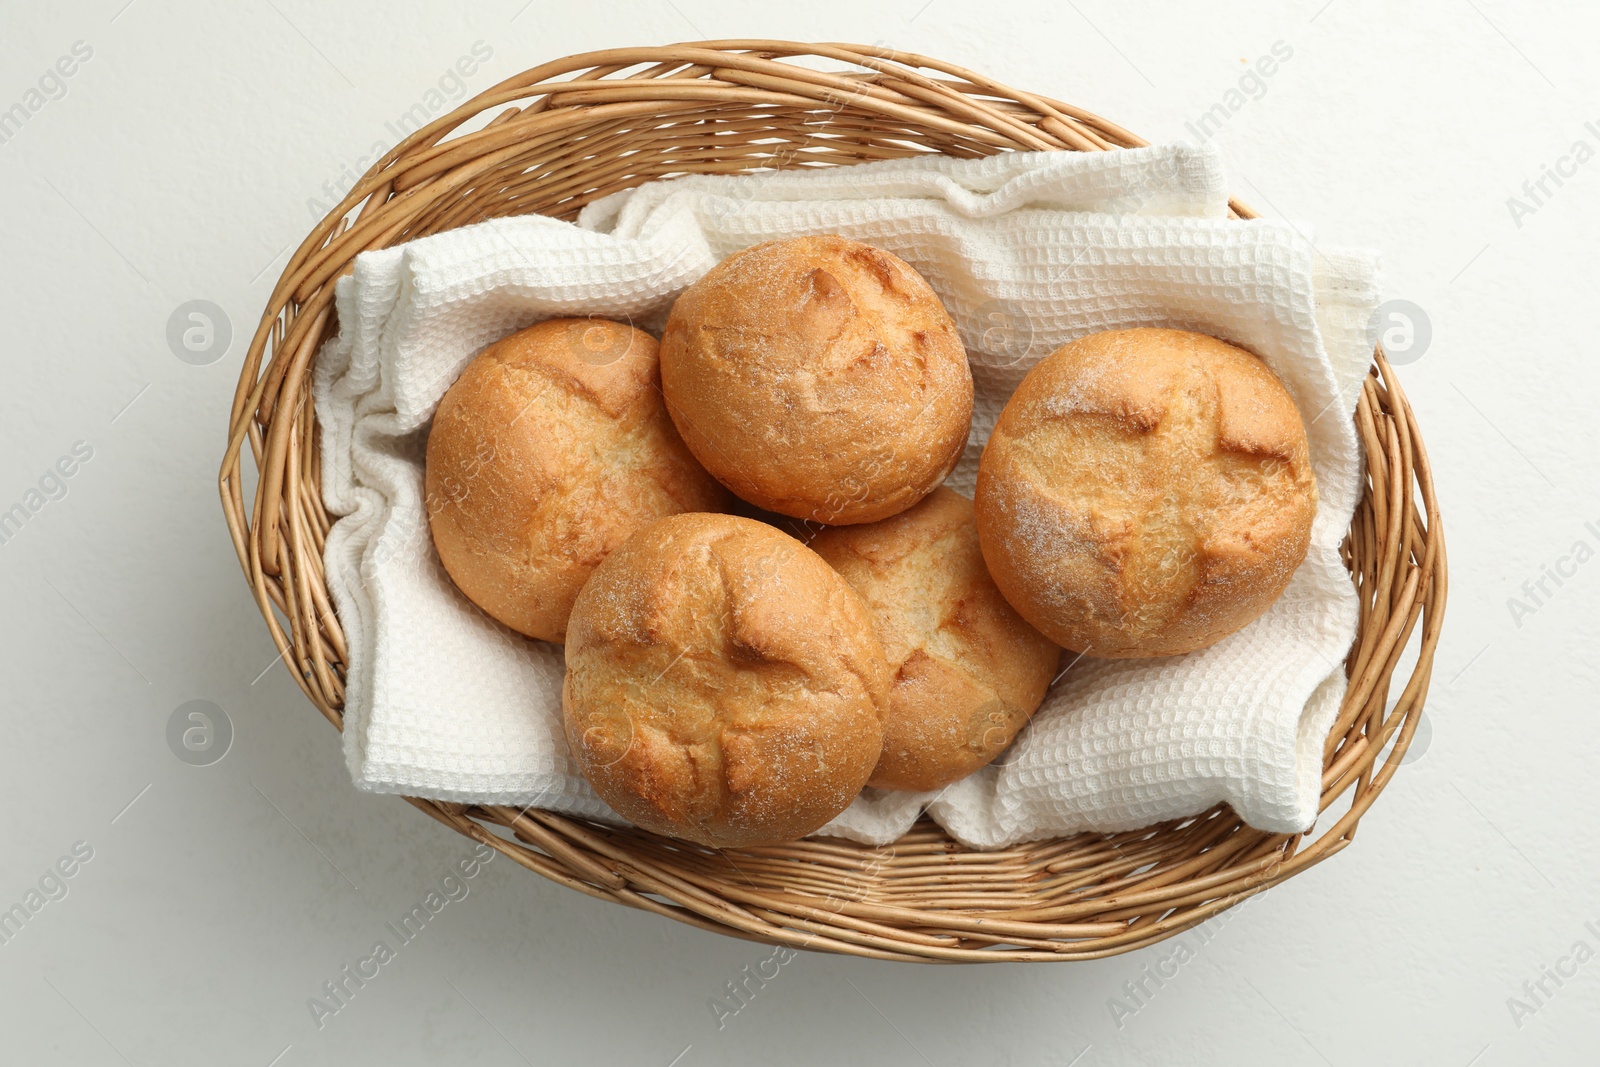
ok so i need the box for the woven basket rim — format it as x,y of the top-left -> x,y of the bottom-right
218,40 -> 1447,962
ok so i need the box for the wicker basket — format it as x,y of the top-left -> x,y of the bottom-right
219,41 -> 1447,962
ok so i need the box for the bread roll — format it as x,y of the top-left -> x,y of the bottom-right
975,328 -> 1317,658
563,513 -> 887,847
425,318 -> 730,642
660,235 -> 973,525
810,488 -> 1060,792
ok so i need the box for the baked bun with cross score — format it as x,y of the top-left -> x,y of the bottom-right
659,234 -> 973,525
975,328 -> 1317,658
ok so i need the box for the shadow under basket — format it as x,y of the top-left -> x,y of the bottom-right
219,41 -> 1447,962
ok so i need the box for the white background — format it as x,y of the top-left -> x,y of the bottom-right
1,1 -> 1596,1064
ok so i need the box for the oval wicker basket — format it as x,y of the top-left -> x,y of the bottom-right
220,41 -> 1447,962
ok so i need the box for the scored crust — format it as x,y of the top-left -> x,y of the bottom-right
810,488 -> 1061,792
659,235 -> 973,525
425,318 -> 730,643
975,328 -> 1317,658
562,513 -> 888,847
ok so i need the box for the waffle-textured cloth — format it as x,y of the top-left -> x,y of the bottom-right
313,143 -> 1381,848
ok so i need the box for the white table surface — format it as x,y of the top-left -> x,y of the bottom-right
2,1 -> 1596,1063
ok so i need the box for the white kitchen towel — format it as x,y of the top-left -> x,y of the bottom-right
312,142 -> 1381,848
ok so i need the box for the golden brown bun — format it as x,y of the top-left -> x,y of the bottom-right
975,328 -> 1317,658
562,513 -> 888,847
659,235 -> 973,525
425,318 -> 731,643
810,488 -> 1061,792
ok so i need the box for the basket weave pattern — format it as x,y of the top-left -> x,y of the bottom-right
220,42 -> 1446,961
